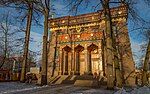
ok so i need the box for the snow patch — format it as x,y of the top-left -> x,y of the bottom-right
1,85 -> 48,94
114,88 -> 130,94
114,86 -> 150,94
131,86 -> 150,94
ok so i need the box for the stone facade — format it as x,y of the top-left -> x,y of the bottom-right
47,5 -> 135,86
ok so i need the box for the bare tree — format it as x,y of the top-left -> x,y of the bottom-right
20,1 -> 33,82
33,0 -> 51,85
51,31 -> 58,77
142,39 -> 150,86
0,0 -> 52,84
0,0 -> 34,82
0,12 -> 24,73
141,29 -> 150,86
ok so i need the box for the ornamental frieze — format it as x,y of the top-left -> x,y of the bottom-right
58,32 -> 102,43
49,5 -> 127,30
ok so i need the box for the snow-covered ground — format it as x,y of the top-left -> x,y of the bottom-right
0,82 -> 150,94
0,82 -> 114,94
114,86 -> 150,94
0,82 -> 47,94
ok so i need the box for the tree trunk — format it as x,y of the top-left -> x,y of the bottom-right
102,0 -> 114,89
0,33 -> 7,68
113,26 -> 122,87
41,8 -> 49,85
101,30 -> 106,76
51,32 -> 58,77
20,3 -> 33,82
142,39 -> 150,86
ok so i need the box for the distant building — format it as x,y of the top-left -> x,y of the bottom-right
30,67 -> 40,74
0,56 -> 21,81
0,68 -> 9,81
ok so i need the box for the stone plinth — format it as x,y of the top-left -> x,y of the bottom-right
74,80 -> 98,87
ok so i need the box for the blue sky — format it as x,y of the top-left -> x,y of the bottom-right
0,0 -> 149,67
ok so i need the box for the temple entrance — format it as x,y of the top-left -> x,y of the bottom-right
48,5 -> 136,86
87,43 -> 99,75
74,45 -> 84,75
62,46 -> 72,75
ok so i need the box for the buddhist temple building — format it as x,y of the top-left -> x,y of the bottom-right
47,5 -> 135,86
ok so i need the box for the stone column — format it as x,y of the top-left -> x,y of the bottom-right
98,48 -> 104,76
75,51 -> 80,75
58,50 -> 62,75
64,51 -> 68,75
68,52 -> 71,75
71,49 -> 75,74
84,49 -> 88,73
87,51 -> 92,75
74,51 -> 76,75
61,49 -> 64,75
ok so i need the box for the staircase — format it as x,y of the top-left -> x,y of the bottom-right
48,74 -> 106,87
61,75 -> 76,84
48,75 -> 61,84
54,75 -> 69,84
73,74 -> 99,87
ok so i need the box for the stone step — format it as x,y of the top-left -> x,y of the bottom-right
99,76 -> 107,85
54,75 -> 69,84
73,75 -> 107,87
49,74 -> 106,86
48,76 -> 56,83
74,75 -> 96,80
49,76 -> 61,84
70,75 -> 76,81
74,80 -> 98,87
61,75 -> 76,84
